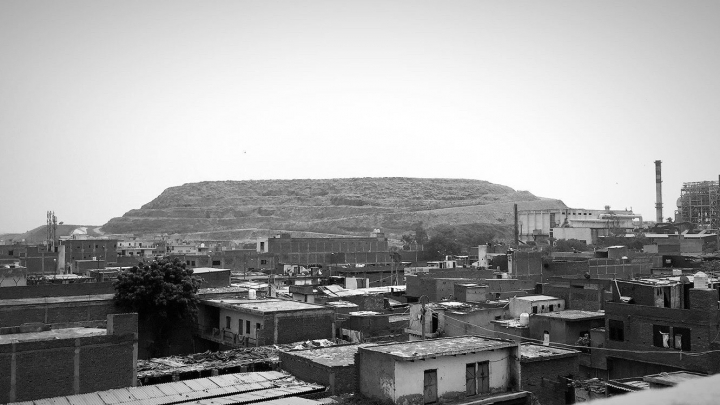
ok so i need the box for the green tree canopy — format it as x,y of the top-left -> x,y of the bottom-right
700,260 -> 720,273
114,258 -> 201,320
551,238 -> 590,252
425,233 -> 463,259
113,258 -> 202,356
413,222 -> 429,245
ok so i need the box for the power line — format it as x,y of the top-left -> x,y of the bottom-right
429,308 -> 720,356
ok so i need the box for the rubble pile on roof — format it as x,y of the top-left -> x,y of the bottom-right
137,340 -> 337,383
572,378 -> 607,395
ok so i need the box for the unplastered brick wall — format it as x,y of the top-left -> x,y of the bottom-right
0,282 -> 115,299
544,260 -> 590,277
521,355 -> 579,405
339,295 -> 385,312
604,299 -> 720,374
275,311 -> 334,344
0,313 -> 138,403
0,299 -> 125,328
542,285 -> 604,311
279,350 -> 357,394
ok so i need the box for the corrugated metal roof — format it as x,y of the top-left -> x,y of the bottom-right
8,371 -> 319,405
189,384 -> 323,405
256,398 -> 321,405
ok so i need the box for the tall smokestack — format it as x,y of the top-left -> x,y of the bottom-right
655,160 -> 663,223
514,203 -> 519,247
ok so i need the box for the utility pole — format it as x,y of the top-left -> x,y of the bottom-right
420,295 -> 428,340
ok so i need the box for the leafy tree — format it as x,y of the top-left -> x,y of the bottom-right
700,260 -> 720,273
425,231 -> 463,259
401,233 -> 415,249
113,258 -> 202,357
552,239 -> 590,252
426,224 -> 509,253
413,222 -> 429,245
595,234 -> 649,250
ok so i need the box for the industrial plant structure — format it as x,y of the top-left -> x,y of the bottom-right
676,178 -> 720,230
517,206 -> 641,245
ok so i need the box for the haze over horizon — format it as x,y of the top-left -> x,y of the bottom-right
2,0 -> 719,233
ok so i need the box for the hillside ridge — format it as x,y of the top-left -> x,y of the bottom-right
102,177 -> 566,241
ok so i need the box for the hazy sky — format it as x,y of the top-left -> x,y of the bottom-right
1,1 -> 719,233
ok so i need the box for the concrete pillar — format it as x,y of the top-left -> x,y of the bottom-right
9,344 -> 17,402
74,339 -> 81,394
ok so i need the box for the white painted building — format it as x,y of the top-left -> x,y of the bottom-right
357,336 -> 528,405
518,207 -> 642,244
509,295 -> 565,318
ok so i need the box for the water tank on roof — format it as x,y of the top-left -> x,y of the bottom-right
519,313 -> 530,326
694,271 -> 709,289
249,289 -> 257,299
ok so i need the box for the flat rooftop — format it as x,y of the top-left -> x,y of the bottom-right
193,267 -> 231,273
533,310 -> 605,321
203,298 -> 328,313
428,301 -> 504,313
0,327 -> 106,344
520,343 -> 579,362
513,295 -> 561,302
324,300 -> 359,308
644,371 -> 707,386
0,294 -> 115,307
198,286 -> 249,295
360,336 -> 517,361
284,344 -> 371,367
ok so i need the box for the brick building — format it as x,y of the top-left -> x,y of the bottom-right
405,276 -> 478,301
405,274 -> 536,303
280,343 -> 369,394
116,239 -> 161,258
0,244 -> 60,275
604,274 -> 720,378
542,277 -> 612,311
192,267 -> 231,288
0,313 -> 138,403
197,298 -> 335,347
406,301 -> 508,340
338,311 -> 408,343
0,283 -> 120,328
168,249 -> 277,272
257,232 -> 391,266
61,239 -> 118,267
519,343 -> 579,405
528,310 -> 606,377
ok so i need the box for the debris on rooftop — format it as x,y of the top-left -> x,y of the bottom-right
136,340 -> 338,385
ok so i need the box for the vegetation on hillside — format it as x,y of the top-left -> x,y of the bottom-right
102,178 -> 564,240
407,222 -> 511,259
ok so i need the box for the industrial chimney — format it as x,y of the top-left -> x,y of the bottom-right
655,160 -> 663,223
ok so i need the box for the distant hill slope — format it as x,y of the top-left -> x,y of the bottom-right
0,225 -> 103,245
102,178 -> 567,241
